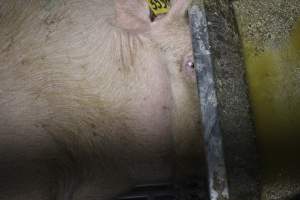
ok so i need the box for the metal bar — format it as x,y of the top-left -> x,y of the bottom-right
189,3 -> 229,200
116,183 -> 177,200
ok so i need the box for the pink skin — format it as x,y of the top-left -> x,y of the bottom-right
0,0 -> 202,200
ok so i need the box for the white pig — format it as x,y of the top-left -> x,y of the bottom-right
0,0 -> 203,199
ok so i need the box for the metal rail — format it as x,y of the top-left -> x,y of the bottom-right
188,2 -> 229,200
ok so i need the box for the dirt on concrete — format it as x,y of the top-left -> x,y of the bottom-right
200,0 -> 300,199
232,0 -> 300,199
202,0 -> 261,199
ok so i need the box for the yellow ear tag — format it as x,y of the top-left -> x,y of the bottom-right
146,0 -> 171,16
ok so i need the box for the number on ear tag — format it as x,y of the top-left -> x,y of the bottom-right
146,0 -> 171,16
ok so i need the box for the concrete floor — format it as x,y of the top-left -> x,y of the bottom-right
196,0 -> 300,199
233,1 -> 300,199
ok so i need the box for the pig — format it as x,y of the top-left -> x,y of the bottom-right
0,0 -> 203,199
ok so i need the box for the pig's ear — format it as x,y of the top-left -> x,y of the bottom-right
115,0 -> 151,32
167,0 -> 192,19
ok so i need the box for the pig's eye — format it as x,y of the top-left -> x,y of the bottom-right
182,55 -> 196,80
186,60 -> 194,69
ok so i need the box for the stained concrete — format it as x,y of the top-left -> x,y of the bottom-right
199,0 -> 300,199
202,0 -> 261,199
232,0 -> 300,199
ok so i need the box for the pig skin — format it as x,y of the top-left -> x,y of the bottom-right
0,0 -> 203,199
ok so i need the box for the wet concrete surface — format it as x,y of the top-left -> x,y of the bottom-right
232,0 -> 300,199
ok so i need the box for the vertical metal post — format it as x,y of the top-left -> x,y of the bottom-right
189,3 -> 229,200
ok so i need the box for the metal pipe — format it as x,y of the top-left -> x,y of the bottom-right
189,2 -> 229,200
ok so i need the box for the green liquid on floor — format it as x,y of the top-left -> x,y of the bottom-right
244,20 -> 300,150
